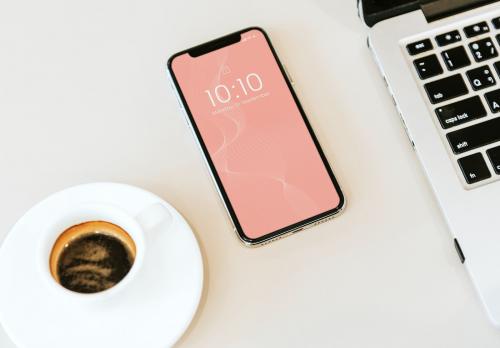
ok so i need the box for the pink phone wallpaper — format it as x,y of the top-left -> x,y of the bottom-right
171,29 -> 340,239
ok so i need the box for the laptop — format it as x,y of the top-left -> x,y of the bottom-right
359,0 -> 500,326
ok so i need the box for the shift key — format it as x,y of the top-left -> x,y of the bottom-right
424,74 -> 468,104
447,117 -> 500,154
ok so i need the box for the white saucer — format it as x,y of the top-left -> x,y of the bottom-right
0,183 -> 203,348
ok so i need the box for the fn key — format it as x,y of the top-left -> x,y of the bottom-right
458,153 -> 491,184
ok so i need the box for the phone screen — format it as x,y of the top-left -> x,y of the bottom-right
170,28 -> 342,241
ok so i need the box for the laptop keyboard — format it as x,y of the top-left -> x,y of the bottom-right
406,16 -> 500,187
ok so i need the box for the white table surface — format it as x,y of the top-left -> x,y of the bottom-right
1,1 -> 500,347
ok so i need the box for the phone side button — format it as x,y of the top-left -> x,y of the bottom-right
175,95 -> 191,126
454,238 -> 466,264
175,94 -> 184,109
283,64 -> 294,85
180,108 -> 191,127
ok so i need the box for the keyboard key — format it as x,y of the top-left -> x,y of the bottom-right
413,55 -> 443,79
487,146 -> 500,174
492,17 -> 500,29
469,38 -> 498,62
436,30 -> 462,47
441,46 -> 471,70
458,153 -> 491,184
495,61 -> 500,76
424,74 -> 468,104
447,117 -> 500,154
485,89 -> 500,113
435,96 -> 486,129
464,21 -> 490,38
407,39 -> 433,55
466,65 -> 496,90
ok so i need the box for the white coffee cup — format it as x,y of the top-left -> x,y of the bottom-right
37,201 -> 173,300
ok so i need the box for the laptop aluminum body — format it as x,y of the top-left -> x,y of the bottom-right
360,0 -> 500,326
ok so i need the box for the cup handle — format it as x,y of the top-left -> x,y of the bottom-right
135,203 -> 173,232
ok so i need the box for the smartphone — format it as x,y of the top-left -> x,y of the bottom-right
168,27 -> 345,246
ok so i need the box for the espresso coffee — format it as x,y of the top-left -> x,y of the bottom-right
49,221 -> 136,294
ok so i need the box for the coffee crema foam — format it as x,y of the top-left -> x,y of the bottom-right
50,221 -> 136,294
